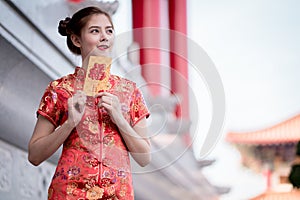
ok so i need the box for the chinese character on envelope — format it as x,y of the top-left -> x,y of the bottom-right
83,56 -> 112,96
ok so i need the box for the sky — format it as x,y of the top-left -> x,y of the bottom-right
187,0 -> 300,199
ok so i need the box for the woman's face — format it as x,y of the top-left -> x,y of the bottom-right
79,14 -> 114,59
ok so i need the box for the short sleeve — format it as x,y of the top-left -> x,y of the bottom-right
37,83 -> 62,127
130,87 -> 150,127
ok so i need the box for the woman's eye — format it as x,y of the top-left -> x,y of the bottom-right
106,29 -> 114,34
91,29 -> 99,33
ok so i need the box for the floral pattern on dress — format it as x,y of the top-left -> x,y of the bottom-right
37,67 -> 149,200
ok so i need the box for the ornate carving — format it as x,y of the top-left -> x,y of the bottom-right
67,0 -> 119,16
0,147 -> 13,192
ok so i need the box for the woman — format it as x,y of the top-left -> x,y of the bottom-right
28,6 -> 151,200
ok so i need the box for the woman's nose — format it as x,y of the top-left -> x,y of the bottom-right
99,30 -> 108,42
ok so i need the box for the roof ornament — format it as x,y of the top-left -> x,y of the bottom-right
67,0 -> 119,16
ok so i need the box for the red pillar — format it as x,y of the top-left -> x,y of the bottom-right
132,0 -> 161,96
168,0 -> 189,119
263,166 -> 272,191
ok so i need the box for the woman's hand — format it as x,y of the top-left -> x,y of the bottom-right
95,92 -> 124,125
67,91 -> 87,128
95,92 -> 151,167
28,90 -> 87,166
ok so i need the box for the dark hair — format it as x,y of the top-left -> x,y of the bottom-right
58,6 -> 114,55
296,141 -> 300,156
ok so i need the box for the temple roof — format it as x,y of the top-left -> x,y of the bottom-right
251,190 -> 300,200
226,114 -> 300,145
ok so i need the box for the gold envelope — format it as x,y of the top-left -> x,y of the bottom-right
83,56 -> 112,96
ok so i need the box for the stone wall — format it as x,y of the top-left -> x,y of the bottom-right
0,140 -> 55,199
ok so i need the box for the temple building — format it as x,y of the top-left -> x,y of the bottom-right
226,114 -> 300,199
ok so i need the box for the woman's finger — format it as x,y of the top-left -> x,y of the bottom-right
101,96 -> 113,104
94,92 -> 114,98
97,98 -> 112,108
74,91 -> 86,100
101,102 -> 112,110
78,101 -> 85,113
94,92 -> 104,98
69,94 -> 86,113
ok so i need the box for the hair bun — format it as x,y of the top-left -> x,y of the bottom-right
58,17 -> 71,36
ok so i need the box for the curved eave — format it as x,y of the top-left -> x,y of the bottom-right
226,114 -> 300,145
251,190 -> 300,200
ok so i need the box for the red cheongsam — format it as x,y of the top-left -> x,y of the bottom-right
37,67 -> 150,200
